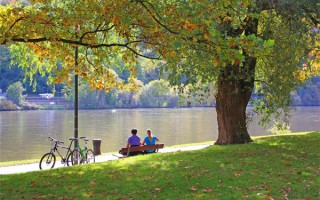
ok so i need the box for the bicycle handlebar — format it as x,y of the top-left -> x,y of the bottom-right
48,136 -> 64,144
69,137 -> 90,142
48,136 -> 89,145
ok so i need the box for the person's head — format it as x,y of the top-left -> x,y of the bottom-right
131,128 -> 138,135
146,129 -> 152,135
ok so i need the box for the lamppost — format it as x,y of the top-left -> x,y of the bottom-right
74,0 -> 79,149
74,45 -> 79,148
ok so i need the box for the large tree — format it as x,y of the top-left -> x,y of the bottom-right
148,0 -> 319,144
0,0 -> 319,145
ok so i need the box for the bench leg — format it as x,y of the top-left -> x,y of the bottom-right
126,147 -> 131,157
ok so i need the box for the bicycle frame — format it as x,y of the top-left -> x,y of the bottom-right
72,137 -> 88,164
49,137 -> 75,164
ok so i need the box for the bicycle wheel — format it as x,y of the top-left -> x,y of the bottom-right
68,149 -> 81,166
86,149 -> 95,163
65,150 -> 75,166
39,153 -> 56,170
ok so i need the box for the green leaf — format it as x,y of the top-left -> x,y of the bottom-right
265,39 -> 275,47
173,40 -> 181,48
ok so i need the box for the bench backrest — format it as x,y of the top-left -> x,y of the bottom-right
121,144 -> 164,156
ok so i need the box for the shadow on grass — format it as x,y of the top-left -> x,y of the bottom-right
1,131 -> 319,199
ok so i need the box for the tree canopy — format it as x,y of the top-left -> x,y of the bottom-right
0,0 -> 319,144
1,0 -> 171,90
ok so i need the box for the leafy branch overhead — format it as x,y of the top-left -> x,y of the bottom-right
1,1 -> 319,85
1,0 -> 175,91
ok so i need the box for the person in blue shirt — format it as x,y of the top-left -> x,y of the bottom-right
141,129 -> 159,153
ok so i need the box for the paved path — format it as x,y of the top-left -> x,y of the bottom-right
0,144 -> 211,175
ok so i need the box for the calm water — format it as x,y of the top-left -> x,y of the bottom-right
0,107 -> 319,162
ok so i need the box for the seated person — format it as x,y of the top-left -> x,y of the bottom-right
125,128 -> 142,156
141,129 -> 159,153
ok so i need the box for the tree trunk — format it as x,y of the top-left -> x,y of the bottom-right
214,14 -> 258,145
215,64 -> 253,144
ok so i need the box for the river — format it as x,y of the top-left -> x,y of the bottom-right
0,107 -> 319,162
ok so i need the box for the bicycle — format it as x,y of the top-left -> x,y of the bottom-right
39,136 -> 77,170
70,137 -> 95,165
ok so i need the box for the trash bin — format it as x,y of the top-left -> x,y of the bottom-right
92,139 -> 101,155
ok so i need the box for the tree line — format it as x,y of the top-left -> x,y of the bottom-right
1,45 -> 319,110
0,45 -> 215,110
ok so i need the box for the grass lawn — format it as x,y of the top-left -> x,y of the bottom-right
0,131 -> 319,199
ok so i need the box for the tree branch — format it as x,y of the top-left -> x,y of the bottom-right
138,1 -> 179,35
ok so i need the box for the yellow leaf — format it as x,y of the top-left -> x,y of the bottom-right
223,16 -> 232,23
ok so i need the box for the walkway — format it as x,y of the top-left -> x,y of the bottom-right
0,144 -> 211,175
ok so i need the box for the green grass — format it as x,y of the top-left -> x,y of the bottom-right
0,131 -> 319,200
0,142 -> 214,167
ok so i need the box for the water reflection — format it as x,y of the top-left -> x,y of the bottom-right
0,107 -> 319,162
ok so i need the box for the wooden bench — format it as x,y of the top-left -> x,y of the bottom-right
120,144 -> 164,157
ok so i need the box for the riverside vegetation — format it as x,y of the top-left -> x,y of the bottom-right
0,131 -> 319,199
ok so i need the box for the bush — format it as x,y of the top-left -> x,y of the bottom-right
22,103 -> 41,110
0,100 -> 18,111
5,81 -> 26,106
139,80 -> 178,107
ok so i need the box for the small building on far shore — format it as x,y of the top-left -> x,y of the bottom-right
39,93 -> 54,99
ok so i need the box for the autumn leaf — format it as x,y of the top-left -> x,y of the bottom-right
212,56 -> 219,65
207,189 -> 214,193
30,180 -> 39,187
189,186 -> 197,191
183,20 -> 197,32
284,162 -> 292,166
81,72 -> 87,77
223,16 -> 232,22
202,188 -> 214,193
234,171 -> 241,177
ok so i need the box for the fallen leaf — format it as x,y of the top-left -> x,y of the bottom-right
234,172 -> 241,177
284,162 -> 292,166
207,189 -> 214,193
201,188 -> 214,193
189,186 -> 197,191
